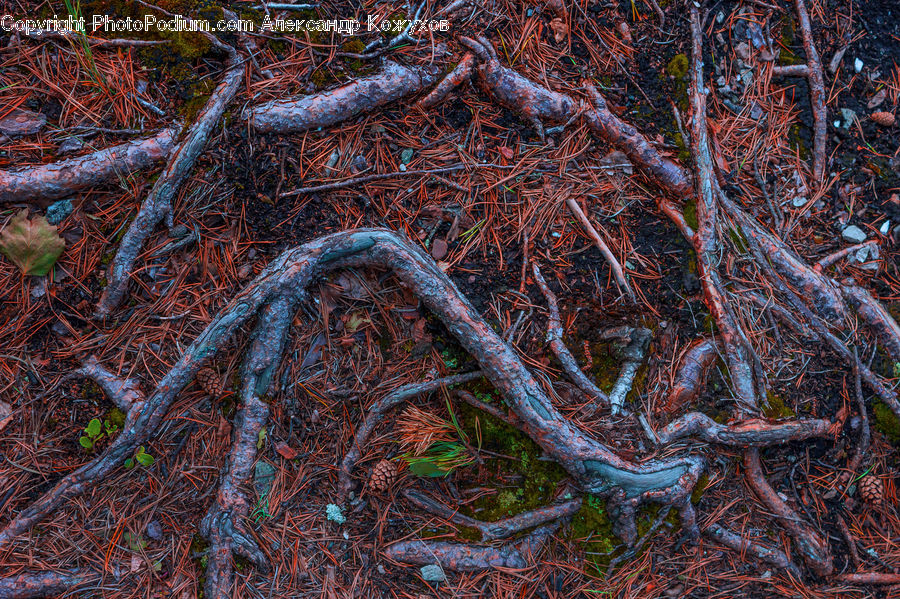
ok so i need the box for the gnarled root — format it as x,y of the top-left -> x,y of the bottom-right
532,263 -> 609,411
245,61 -> 439,133
603,326 -> 651,415
384,522 -> 562,572
663,337 -> 717,414
840,283 -> 900,362
0,569 -> 96,599
404,489 -> 582,542
95,52 -> 245,317
792,0 -> 828,182
72,355 -> 145,413
416,52 -> 475,109
648,412 -> 831,447
0,229 -> 706,557
200,296 -> 296,599
705,524 -> 800,576
0,125 -> 178,204
744,449 -> 833,576
337,371 -> 484,502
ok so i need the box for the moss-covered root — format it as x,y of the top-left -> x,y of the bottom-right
201,295 -> 296,599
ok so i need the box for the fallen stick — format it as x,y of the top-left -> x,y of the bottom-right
384,522 -> 561,571
404,489 -> 581,541
532,263 -> 609,411
564,197 -> 635,301
648,412 -> 831,447
0,125 -> 179,204
663,337 -> 717,414
201,296 -> 296,599
95,50 -> 245,317
245,61 -> 438,133
771,64 -> 810,77
416,52 -> 476,109
836,572 -> 900,585
705,523 -> 800,576
337,371 -> 484,501
0,229 -> 705,551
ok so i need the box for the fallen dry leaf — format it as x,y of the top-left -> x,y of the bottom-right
0,210 -> 65,276
275,442 -> 299,460
0,401 -> 12,433
549,18 -> 568,43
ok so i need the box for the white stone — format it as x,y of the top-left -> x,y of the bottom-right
842,225 -> 867,243
854,58 -> 864,73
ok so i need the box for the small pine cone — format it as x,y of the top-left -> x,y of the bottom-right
859,475 -> 884,505
196,367 -> 223,398
871,111 -> 896,126
368,459 -> 399,493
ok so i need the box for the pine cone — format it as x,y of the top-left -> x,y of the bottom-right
369,459 -> 399,493
196,367 -> 223,398
859,475 -> 884,505
871,111 -> 896,126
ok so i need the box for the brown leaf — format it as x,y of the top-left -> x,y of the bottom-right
499,146 -> 514,160
549,18 -> 568,43
275,442 -> 299,460
412,318 -> 432,343
0,210 -> 65,276
867,88 -> 887,110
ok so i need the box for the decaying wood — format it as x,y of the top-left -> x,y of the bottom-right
95,50 -> 245,317
245,61 -> 439,133
0,125 -> 178,204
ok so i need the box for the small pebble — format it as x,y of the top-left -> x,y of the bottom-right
854,57 -> 864,73
46,199 -> 73,225
841,225 -> 867,243
420,564 -> 445,583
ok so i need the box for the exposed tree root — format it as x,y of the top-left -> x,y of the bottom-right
744,449 -> 833,576
840,283 -> 900,362
200,296 -> 296,599
0,569 -> 96,599
337,371 -> 484,502
532,263 -> 609,411
814,240 -> 879,273
704,524 -> 800,576
564,197 -> 635,301
603,326 -> 651,415
663,337 -> 717,414
792,0 -> 828,183
647,412 -> 831,447
416,52 -> 475,109
245,61 -> 438,133
95,49 -> 245,317
71,355 -> 146,413
838,349 -> 872,490
1,230 -> 704,577
404,490 -> 582,542
384,522 -> 562,571
0,125 -> 178,204
836,573 -> 900,585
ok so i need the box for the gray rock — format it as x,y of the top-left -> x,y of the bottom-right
46,199 -> 73,225
253,461 -> 277,497
145,520 -> 163,541
57,137 -> 84,155
420,564 -> 446,582
840,108 -> 857,129
841,225 -> 867,243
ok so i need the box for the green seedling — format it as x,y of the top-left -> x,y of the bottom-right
124,446 -> 155,469
79,418 -> 119,451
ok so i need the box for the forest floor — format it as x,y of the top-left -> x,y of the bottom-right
1,0 -> 899,597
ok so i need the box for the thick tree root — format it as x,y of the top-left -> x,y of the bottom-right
0,229 -> 705,558
0,569 -> 97,599
532,263 -> 609,411
705,524 -> 800,576
384,522 -> 562,572
404,489 -> 582,542
836,573 -> 900,585
840,283 -> 900,362
663,337 -> 717,414
0,125 -> 178,204
744,449 -> 833,576
200,295 -> 296,599
647,412 -> 831,447
416,52 -> 475,109
337,371 -> 484,502
245,61 -> 439,133
95,52 -> 245,317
